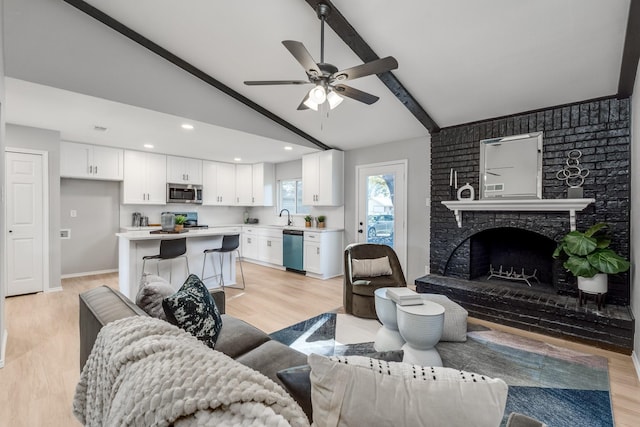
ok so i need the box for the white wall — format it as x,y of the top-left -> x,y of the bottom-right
5,124 -> 62,291
344,136 -> 431,283
631,64 -> 640,378
0,0 -> 7,368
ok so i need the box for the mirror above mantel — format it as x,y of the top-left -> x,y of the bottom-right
480,132 -> 543,199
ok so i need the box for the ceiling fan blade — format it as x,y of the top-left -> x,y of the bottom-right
282,40 -> 322,78
333,84 -> 379,105
331,56 -> 398,82
244,80 -> 311,86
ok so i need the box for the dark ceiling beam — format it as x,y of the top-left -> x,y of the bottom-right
62,0 -> 331,150
305,0 -> 440,134
617,0 -> 640,98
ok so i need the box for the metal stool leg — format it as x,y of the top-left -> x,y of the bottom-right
202,251 -> 221,287
235,249 -> 246,290
219,250 -> 245,290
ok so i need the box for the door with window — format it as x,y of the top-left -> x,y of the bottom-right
356,161 -> 407,271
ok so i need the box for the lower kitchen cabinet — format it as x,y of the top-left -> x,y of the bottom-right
303,230 -> 343,279
258,230 -> 283,266
241,227 -> 259,260
242,227 -> 282,266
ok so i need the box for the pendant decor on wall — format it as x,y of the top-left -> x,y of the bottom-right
556,150 -> 589,199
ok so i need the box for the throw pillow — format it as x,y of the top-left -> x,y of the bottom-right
351,256 -> 392,278
162,274 -> 223,349
276,350 -> 404,421
308,353 -> 508,427
421,294 -> 468,342
136,275 -> 175,320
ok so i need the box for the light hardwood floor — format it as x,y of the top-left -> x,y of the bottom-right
0,263 -> 638,426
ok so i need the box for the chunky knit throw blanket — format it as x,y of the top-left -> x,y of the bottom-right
73,316 -> 309,427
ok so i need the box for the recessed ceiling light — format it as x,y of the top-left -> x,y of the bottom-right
234,157 -> 242,162
284,146 -> 293,151
181,123 -> 194,130
144,144 -> 154,149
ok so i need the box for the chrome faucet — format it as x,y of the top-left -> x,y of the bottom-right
279,208 -> 292,226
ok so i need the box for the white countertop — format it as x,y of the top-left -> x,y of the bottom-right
242,224 -> 343,233
117,228 -> 240,241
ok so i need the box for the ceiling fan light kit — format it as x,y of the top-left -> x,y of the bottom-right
244,3 -> 398,113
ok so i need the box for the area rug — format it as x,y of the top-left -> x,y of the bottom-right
270,312 -> 614,427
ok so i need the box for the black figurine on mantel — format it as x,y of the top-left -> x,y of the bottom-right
556,149 -> 589,199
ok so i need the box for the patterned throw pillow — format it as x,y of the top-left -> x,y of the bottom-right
162,274 -> 223,349
308,354 -> 508,427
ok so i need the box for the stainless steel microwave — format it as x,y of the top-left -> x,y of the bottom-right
167,183 -> 202,204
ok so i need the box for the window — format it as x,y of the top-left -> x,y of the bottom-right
279,179 -> 310,214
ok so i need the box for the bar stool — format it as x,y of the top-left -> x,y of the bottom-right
141,238 -> 190,283
202,234 -> 245,289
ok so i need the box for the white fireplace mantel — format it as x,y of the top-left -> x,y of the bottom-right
441,198 -> 595,231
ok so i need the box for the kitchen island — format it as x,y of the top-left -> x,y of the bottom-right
116,226 -> 242,300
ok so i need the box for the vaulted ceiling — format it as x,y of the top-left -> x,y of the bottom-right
3,0 -> 637,162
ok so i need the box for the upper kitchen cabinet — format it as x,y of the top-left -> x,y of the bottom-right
235,163 -> 274,206
167,156 -> 202,185
252,163 -> 274,206
302,149 -> 344,206
60,141 -> 124,181
122,150 -> 167,205
202,160 -> 236,205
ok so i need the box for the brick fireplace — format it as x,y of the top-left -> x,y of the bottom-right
416,97 -> 634,353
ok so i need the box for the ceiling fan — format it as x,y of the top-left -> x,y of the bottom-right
244,3 -> 398,111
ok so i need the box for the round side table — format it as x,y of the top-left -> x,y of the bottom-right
373,288 -> 406,351
397,300 -> 445,366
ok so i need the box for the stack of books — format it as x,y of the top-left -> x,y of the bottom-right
386,287 -> 423,306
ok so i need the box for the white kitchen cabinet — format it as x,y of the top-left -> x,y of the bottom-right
252,163 -> 275,206
167,156 -> 202,185
241,227 -> 259,260
303,230 -> 343,279
235,164 -> 253,205
258,228 -> 283,265
60,141 -> 124,181
235,163 -> 274,206
302,149 -> 344,206
202,161 -> 236,205
122,150 -> 167,204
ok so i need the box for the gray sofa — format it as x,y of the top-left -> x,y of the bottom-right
79,286 -> 544,427
79,286 -> 308,403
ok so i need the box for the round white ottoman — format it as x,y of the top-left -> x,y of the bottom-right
397,300 -> 445,366
373,288 -> 406,351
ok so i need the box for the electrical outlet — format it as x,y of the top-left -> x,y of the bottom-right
70,210 -> 77,218
60,229 -> 71,239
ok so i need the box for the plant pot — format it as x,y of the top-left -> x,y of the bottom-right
174,224 -> 184,232
577,273 -> 607,295
305,221 -> 311,227
317,222 -> 325,228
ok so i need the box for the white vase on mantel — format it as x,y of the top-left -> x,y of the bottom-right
577,273 -> 608,295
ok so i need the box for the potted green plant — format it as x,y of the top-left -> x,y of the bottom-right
553,223 -> 630,296
174,215 -> 187,232
317,215 -> 326,228
304,215 -> 313,227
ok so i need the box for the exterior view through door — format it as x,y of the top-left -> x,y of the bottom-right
356,161 -> 407,272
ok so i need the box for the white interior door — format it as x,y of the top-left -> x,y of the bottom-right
5,151 -> 45,296
356,161 -> 407,272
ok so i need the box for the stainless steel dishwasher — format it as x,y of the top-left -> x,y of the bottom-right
282,229 -> 305,273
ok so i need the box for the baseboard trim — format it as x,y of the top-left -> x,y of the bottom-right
61,268 -> 118,279
0,329 -> 7,368
632,351 -> 640,382
44,286 -> 63,293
